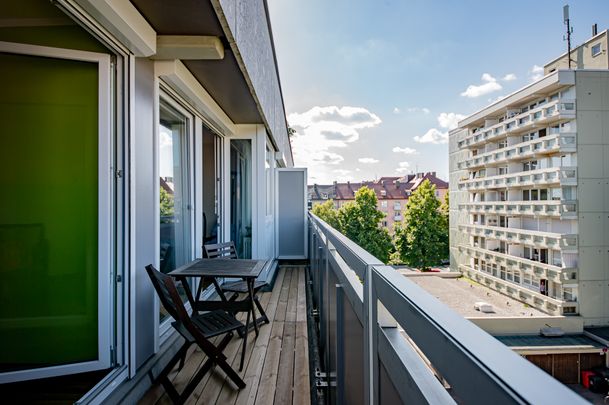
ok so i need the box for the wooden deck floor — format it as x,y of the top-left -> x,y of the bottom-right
139,265 -> 311,405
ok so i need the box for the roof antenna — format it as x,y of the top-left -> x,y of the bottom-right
563,4 -> 574,69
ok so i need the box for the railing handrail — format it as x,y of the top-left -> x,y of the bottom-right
308,212 -> 586,404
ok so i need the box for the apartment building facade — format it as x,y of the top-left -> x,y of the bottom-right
449,69 -> 609,325
308,172 -> 448,232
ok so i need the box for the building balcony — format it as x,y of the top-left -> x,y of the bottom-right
458,264 -> 575,316
457,132 -> 576,170
457,244 -> 578,284
459,200 -> 577,219
458,166 -> 577,191
304,214 -> 584,403
458,223 -> 578,251
458,98 -> 576,150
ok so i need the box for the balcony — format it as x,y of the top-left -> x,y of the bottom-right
305,214 -> 584,403
458,244 -> 578,284
458,166 -> 577,191
458,223 -> 578,251
459,200 -> 578,219
457,132 -> 577,170
458,264 -> 574,316
458,99 -> 576,150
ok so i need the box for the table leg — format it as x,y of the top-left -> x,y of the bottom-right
247,278 -> 259,337
178,276 -> 197,315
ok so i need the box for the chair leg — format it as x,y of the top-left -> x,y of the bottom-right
217,354 -> 247,389
254,296 -> 269,324
156,341 -> 191,404
240,309 -> 251,371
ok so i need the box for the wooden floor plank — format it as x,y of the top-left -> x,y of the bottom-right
273,321 -> 296,405
253,320 -> 285,405
233,269 -> 288,405
293,268 -> 310,405
274,268 -> 293,323
293,321 -> 310,405
285,268 -> 300,323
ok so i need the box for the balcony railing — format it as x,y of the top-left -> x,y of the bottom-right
308,213 -> 585,404
458,223 -> 578,251
459,200 -> 577,219
458,166 -> 577,191
457,132 -> 577,170
457,99 -> 576,150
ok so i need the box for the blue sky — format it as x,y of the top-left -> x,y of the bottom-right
267,0 -> 609,184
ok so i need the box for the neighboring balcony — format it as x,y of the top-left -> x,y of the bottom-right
458,98 -> 576,150
307,213 -> 585,404
458,223 -> 578,251
457,132 -> 577,170
458,166 -> 577,191
457,244 -> 578,284
459,200 -> 577,219
458,264 -> 575,316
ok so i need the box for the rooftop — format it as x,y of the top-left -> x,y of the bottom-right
496,334 -> 605,350
408,275 -> 549,318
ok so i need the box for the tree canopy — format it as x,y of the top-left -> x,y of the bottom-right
394,179 -> 446,270
337,187 -> 393,263
311,199 -> 340,230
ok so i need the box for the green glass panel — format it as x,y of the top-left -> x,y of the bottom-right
0,52 -> 99,371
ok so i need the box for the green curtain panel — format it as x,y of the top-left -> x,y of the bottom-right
0,52 -> 99,371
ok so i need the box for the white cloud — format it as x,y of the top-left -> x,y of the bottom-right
437,112 -> 466,130
412,111 -> 465,145
529,65 -> 544,82
288,105 -> 382,183
396,161 -> 411,173
393,107 -> 401,114
460,73 -> 502,98
414,128 -> 449,144
406,107 -> 431,114
334,169 -> 351,175
358,157 -> 379,164
502,73 -> 517,81
392,146 -> 418,155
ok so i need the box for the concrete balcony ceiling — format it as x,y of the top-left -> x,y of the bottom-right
130,0 -> 261,123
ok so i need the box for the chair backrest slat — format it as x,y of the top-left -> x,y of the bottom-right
145,265 -> 190,323
204,241 -> 238,259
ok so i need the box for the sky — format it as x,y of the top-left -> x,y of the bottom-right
267,0 -> 609,184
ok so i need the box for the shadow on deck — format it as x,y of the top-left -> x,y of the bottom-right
139,265 -> 311,405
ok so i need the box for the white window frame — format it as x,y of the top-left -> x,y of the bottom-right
155,86 -> 197,343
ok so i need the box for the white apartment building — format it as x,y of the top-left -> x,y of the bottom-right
449,69 -> 609,326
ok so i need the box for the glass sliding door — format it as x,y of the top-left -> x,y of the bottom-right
230,140 -> 252,259
159,97 -> 192,322
0,43 -> 112,382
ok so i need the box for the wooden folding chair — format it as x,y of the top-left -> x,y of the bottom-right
145,265 -> 246,404
203,241 -> 269,323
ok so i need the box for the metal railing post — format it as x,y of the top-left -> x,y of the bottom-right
363,264 -> 378,405
336,284 -> 345,405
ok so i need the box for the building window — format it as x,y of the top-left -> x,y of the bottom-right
500,266 -> 506,280
381,201 -> 387,209
523,160 -> 538,171
592,43 -> 602,57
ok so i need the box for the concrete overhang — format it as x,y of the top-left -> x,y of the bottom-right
130,0 -> 262,124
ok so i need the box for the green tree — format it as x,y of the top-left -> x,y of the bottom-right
160,187 -> 174,219
439,192 -> 450,260
311,199 -> 340,230
394,179 -> 445,270
338,186 -> 393,263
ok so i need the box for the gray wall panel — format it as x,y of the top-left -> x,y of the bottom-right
277,170 -> 306,257
134,58 -> 156,368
